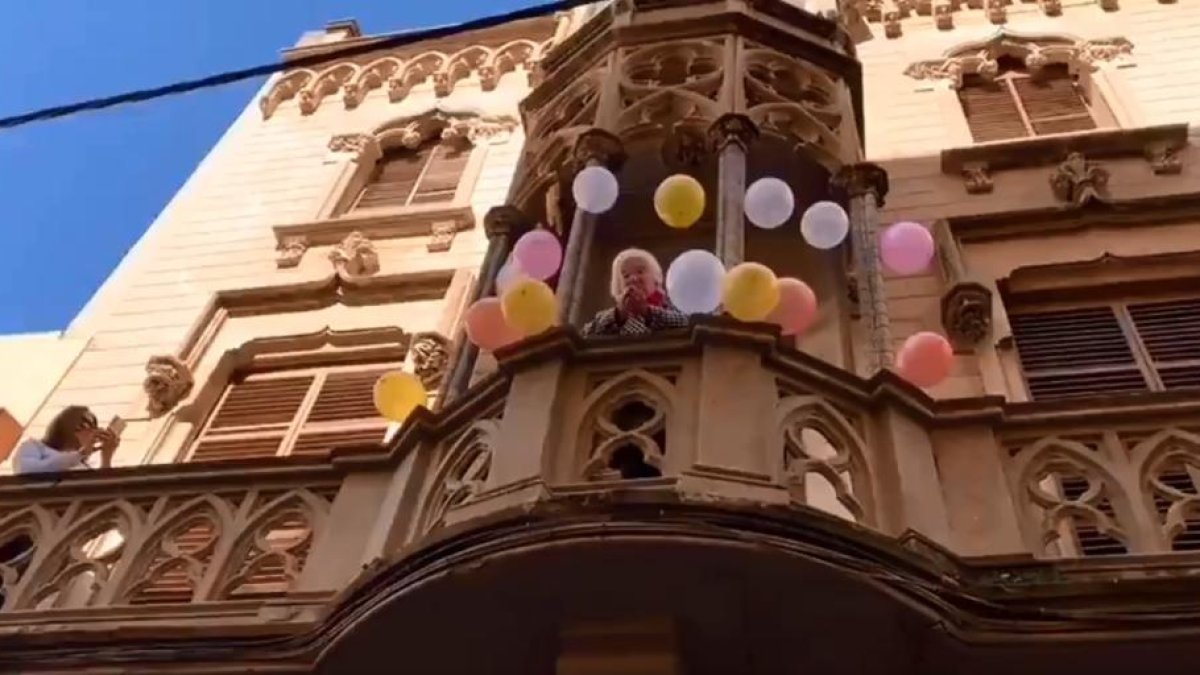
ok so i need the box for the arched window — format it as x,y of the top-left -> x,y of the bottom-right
958,55 -> 1096,143
351,138 -> 471,212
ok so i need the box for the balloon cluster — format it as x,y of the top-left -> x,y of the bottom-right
465,229 -> 564,352
666,250 -> 818,336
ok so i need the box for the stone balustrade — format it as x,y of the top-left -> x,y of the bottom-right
4,319 -> 1200,649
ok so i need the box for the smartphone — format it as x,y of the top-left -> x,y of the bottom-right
108,415 -> 127,436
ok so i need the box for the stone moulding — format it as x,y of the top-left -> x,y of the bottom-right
259,35 -> 556,119
940,124 -> 1189,196
271,205 -> 476,268
904,32 -> 1134,89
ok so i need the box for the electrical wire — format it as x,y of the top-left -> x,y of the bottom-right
0,0 -> 599,131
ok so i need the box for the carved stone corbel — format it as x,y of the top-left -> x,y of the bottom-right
276,236 -> 309,269
327,133 -> 376,155
1146,143 -> 1184,175
329,231 -> 380,278
884,11 -> 902,38
427,221 -> 458,253
934,3 -> 954,30
708,114 -> 759,152
1099,0 -> 1118,10
985,0 -> 1006,23
933,221 -> 992,348
830,163 -> 890,207
1038,0 -> 1062,16
143,355 -> 194,418
571,128 -> 627,173
484,205 -> 531,241
1049,153 -> 1109,206
961,162 -> 993,194
411,333 -> 451,388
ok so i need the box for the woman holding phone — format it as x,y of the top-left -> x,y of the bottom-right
12,406 -> 121,475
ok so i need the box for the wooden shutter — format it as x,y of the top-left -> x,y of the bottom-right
354,146 -> 431,210
410,144 -> 469,205
288,367 -> 394,457
189,375 -> 314,462
1011,65 -> 1096,136
1127,298 -> 1200,390
959,75 -> 1027,143
1010,307 -> 1149,400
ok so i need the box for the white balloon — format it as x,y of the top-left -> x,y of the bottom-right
495,260 -> 526,294
744,177 -> 795,230
800,201 -> 849,250
666,249 -> 726,315
572,166 -> 619,214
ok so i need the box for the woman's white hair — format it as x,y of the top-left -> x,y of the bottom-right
610,248 -> 663,300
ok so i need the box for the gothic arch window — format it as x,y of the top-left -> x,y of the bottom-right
351,137 -> 470,211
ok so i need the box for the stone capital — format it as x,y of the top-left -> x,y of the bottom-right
571,128 -> 627,172
830,163 -> 890,206
484,205 -> 531,240
707,114 -> 760,152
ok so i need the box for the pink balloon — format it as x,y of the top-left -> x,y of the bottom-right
767,278 -> 818,336
896,331 -> 954,389
880,221 -> 934,276
512,229 -> 563,281
465,298 -> 522,352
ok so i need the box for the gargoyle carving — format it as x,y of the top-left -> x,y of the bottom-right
143,355 -> 194,418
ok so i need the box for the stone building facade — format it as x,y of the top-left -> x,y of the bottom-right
0,0 -> 1198,672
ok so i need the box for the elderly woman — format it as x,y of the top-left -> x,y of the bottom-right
582,248 -> 690,337
13,406 -> 119,475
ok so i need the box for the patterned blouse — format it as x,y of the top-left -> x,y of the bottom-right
581,302 -> 691,337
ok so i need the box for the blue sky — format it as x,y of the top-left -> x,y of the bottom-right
0,0 -> 534,334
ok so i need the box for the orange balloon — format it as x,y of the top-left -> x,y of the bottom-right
896,331 -> 954,389
465,298 -> 522,351
767,278 -> 818,336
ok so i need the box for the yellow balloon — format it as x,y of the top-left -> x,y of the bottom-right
723,262 -> 781,322
654,174 -> 706,229
501,278 -> 558,336
373,371 -> 427,422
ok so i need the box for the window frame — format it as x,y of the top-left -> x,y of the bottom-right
957,61 -> 1100,143
348,139 -> 473,213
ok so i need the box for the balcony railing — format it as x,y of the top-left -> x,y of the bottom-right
4,319 -> 1200,645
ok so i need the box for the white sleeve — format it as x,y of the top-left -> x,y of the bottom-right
13,441 -> 83,475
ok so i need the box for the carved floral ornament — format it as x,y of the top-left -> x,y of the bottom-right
326,113 -> 519,160
259,38 -> 553,119
904,33 -> 1134,88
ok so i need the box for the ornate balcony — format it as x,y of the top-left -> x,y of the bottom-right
5,321 -> 1200,672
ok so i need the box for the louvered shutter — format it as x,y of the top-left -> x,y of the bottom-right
1010,307 -> 1149,400
189,376 -> 314,462
958,76 -> 1027,143
1128,298 -> 1200,390
288,367 -> 394,457
1150,461 -> 1200,552
1012,65 -> 1096,136
353,146 -> 430,210
410,144 -> 469,205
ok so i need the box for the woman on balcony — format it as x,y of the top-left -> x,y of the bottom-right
12,406 -> 119,475
582,248 -> 690,337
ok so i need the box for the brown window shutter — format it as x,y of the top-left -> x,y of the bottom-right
1011,65 -> 1096,136
1010,307 -> 1148,400
354,146 -> 430,210
129,520 -> 217,605
958,76 -> 1028,143
288,367 -> 395,457
1128,298 -> 1200,390
410,144 -> 470,205
189,375 -> 314,462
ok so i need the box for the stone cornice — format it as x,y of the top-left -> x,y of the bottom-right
905,31 -> 1134,88
272,205 -> 476,249
861,0 -> 1178,40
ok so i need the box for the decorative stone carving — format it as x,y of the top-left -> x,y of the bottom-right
934,221 -> 992,348
483,205 -> 530,241
883,11 -> 901,38
1049,153 -> 1109,206
427,221 -> 457,253
441,116 -> 519,145
904,33 -> 1135,88
259,37 -> 552,119
1099,0 -> 1118,10
934,2 -> 954,29
707,114 -> 759,152
830,163 -> 890,206
1038,0 -> 1062,15
544,179 -> 567,236
329,231 -> 380,277
411,333 -> 451,387
275,236 -> 309,269
143,355 -> 194,418
572,128 -> 627,172
661,125 -> 708,169
1146,143 -> 1184,175
961,163 -> 993,194
985,0 -> 1006,23
327,133 -> 375,155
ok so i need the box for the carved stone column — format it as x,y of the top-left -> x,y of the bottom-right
708,114 -> 759,267
932,221 -> 993,350
557,129 -> 626,325
831,163 -> 893,375
445,205 -> 530,401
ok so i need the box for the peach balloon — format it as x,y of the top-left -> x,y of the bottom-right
767,278 -> 818,336
896,331 -> 953,389
465,298 -> 522,352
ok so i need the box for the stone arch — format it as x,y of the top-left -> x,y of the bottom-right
390,51 -> 450,101
259,69 -> 315,119
1011,437 -> 1130,557
299,63 -> 359,115
576,370 -> 676,482
774,396 -> 872,524
417,419 -> 499,535
439,45 -> 494,94
113,494 -> 237,605
0,506 -> 54,610
484,39 -> 543,90
343,57 -> 404,109
1131,429 -> 1200,550
213,489 -> 331,601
